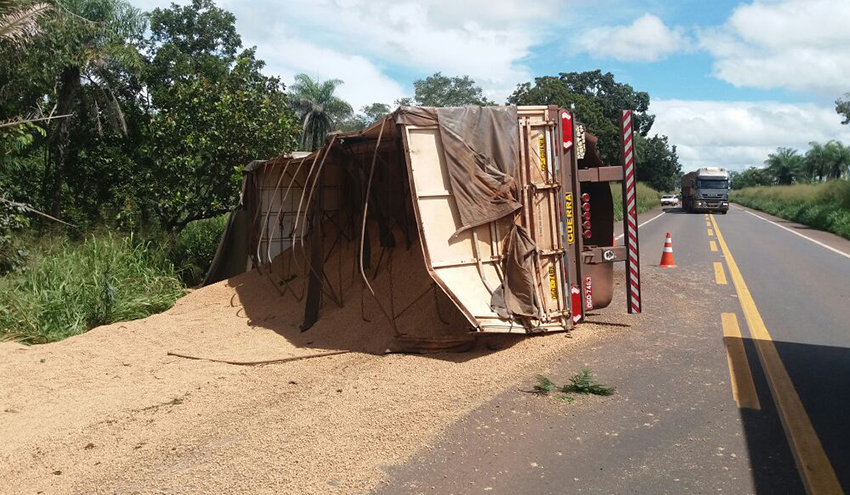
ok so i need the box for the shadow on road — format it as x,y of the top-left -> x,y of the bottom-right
735,336 -> 850,494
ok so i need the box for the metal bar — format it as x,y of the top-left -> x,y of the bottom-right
359,120 -> 400,334
471,227 -> 496,295
621,110 -> 642,314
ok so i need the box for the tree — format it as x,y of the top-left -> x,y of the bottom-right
821,141 -> 850,179
19,0 -> 146,217
765,148 -> 804,185
0,0 -> 51,48
410,72 -> 494,107
289,73 -> 352,151
634,134 -> 681,191
337,102 -> 390,132
143,1 -> 298,232
836,93 -> 850,125
804,141 -> 830,182
729,167 -> 773,189
509,70 -> 654,167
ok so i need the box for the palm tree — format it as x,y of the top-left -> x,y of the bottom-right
804,141 -> 828,182
289,74 -> 352,151
764,148 -> 803,185
822,140 -> 850,180
34,0 -> 144,215
0,0 -> 51,47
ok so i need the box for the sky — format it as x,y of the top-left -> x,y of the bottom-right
133,0 -> 850,172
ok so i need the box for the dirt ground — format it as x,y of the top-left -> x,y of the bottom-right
0,260 -> 632,494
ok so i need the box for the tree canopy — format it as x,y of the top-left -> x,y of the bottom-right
509,70 -> 669,187
509,71 -> 654,167
0,0 -> 298,232
634,134 -> 682,191
729,167 -> 773,190
408,72 -> 494,107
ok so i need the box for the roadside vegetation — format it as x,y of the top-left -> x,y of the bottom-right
731,181 -> 850,240
531,367 -> 616,404
1,0 -> 683,344
0,235 -> 185,343
611,182 -> 662,221
728,140 -> 850,239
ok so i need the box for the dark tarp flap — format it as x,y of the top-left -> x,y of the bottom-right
202,206 -> 250,286
434,106 -> 522,240
580,132 -> 605,168
490,224 -> 542,320
393,106 -> 439,127
202,160 -> 263,286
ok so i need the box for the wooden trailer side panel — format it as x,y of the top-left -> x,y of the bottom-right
403,118 -> 570,333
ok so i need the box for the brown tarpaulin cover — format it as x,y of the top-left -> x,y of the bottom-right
434,106 -> 522,240
490,224 -> 541,320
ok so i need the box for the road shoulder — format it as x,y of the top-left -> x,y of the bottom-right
730,203 -> 850,258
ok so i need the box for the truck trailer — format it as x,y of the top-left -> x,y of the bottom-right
204,105 -> 643,349
682,167 -> 730,213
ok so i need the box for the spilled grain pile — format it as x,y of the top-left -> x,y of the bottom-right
0,235 -> 632,493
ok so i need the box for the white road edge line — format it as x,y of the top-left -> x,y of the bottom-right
615,211 -> 666,240
743,209 -> 850,261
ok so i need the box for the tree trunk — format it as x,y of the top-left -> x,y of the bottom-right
49,66 -> 81,217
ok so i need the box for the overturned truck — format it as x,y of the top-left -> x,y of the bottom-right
205,105 -> 642,347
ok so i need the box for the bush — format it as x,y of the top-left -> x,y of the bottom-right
171,215 -> 228,286
0,234 -> 185,343
731,180 -> 850,240
611,182 -> 662,221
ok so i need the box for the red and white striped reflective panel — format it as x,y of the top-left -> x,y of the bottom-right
622,110 -> 641,313
561,111 -> 573,150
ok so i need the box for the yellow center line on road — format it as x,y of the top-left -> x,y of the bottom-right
710,240 -> 718,252
708,228 -> 714,237
714,262 -> 728,285
709,214 -> 843,495
722,313 -> 761,410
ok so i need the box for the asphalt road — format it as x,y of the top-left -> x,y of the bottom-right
378,205 -> 850,494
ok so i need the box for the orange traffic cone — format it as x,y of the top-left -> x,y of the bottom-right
659,232 -> 676,268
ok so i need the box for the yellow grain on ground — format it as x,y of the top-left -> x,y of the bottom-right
710,240 -> 718,252
710,214 -> 843,495
714,262 -> 728,285
721,313 -> 761,410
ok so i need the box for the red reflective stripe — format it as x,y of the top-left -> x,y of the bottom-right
561,111 -> 573,150
622,110 -> 640,313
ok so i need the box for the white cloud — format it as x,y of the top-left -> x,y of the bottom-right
575,14 -> 689,62
698,0 -> 850,94
134,0 -> 568,108
222,0 -> 572,107
650,99 -> 850,172
253,37 -> 406,111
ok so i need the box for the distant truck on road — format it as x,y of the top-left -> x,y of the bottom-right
681,167 -> 730,213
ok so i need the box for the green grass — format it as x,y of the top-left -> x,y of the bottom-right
730,180 -> 850,240
0,234 -> 186,343
611,182 -> 663,221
